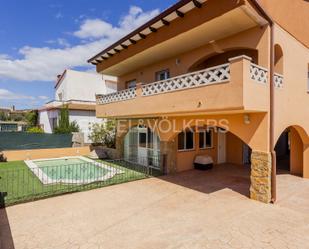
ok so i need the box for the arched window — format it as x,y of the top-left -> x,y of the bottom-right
274,44 -> 284,75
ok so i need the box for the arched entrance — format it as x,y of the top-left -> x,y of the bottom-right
275,126 -> 304,176
124,125 -> 161,168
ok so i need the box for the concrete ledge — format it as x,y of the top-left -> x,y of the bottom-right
2,146 -> 91,161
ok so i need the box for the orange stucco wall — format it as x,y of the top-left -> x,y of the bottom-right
3,146 -> 91,161
175,130 -> 245,172
226,132 -> 244,165
273,25 -> 309,144
270,25 -> 309,178
259,0 -> 309,48
118,112 -> 269,153
176,130 -> 218,172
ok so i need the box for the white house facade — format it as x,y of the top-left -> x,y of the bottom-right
39,69 -> 116,143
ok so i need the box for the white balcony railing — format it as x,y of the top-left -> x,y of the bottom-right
250,63 -> 268,84
96,60 -> 272,105
142,63 -> 230,96
274,73 -> 283,88
96,87 -> 136,104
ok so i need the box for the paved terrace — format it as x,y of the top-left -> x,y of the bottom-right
1,164 -> 309,249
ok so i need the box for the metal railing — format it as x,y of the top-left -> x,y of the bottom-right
0,158 -> 162,207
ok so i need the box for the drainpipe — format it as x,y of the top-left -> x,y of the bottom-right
269,24 -> 276,203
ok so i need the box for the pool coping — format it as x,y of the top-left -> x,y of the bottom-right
24,156 -> 124,185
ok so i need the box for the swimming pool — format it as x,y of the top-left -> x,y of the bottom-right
24,156 -> 123,185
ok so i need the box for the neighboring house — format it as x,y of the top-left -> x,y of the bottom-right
0,121 -> 27,132
0,106 -> 31,121
88,0 -> 309,203
39,69 -> 116,143
0,107 -> 11,115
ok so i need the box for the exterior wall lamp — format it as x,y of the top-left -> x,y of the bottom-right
244,114 -> 251,125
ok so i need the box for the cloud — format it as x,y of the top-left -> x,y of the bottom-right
38,95 -> 49,100
74,6 -> 159,40
0,6 -> 159,82
0,54 -> 11,60
55,12 -> 63,19
73,19 -> 114,39
0,88 -> 35,100
46,38 -> 71,48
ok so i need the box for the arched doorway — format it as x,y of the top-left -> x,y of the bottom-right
275,126 -> 303,176
124,125 -> 161,168
188,48 -> 258,72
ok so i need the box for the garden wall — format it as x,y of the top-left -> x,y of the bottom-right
2,146 -> 91,161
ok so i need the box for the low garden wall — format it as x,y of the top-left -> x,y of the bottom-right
2,146 -> 91,161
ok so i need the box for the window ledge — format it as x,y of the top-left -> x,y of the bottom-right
177,149 -> 196,152
199,147 -> 214,150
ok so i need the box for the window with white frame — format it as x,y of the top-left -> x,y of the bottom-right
199,129 -> 213,149
178,130 -> 194,150
155,69 -> 170,81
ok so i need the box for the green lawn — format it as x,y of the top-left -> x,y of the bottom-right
0,159 -> 154,206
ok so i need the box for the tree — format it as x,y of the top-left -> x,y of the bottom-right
25,110 -> 38,127
88,119 -> 116,148
54,105 -> 80,134
0,111 -> 9,121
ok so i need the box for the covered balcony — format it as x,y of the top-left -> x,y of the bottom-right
96,55 -> 269,118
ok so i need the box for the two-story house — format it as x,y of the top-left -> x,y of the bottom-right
39,69 -> 116,142
88,0 -> 309,203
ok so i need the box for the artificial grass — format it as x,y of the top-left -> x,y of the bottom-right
0,159 -> 154,206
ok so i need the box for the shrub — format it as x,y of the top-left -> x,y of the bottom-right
54,105 -> 80,134
0,152 -> 7,162
27,127 -> 44,133
88,120 -> 116,148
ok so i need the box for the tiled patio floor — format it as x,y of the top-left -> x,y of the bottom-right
1,164 -> 309,249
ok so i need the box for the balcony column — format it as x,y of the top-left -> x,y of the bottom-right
115,121 -> 130,159
136,82 -> 143,97
160,139 -> 177,174
228,55 -> 252,85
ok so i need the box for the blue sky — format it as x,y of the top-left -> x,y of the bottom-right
0,0 -> 177,109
